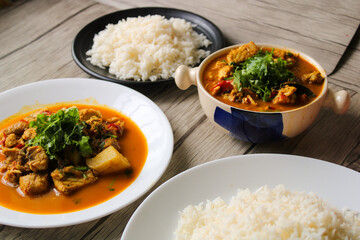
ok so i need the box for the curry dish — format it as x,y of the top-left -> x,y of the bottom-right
202,42 -> 325,112
0,104 -> 147,214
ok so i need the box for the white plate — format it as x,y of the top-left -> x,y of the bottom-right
0,78 -> 173,228
122,154 -> 360,240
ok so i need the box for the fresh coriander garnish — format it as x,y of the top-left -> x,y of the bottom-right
232,49 -> 294,101
72,166 -> 89,171
27,107 -> 92,161
73,198 -> 82,204
108,178 -> 116,191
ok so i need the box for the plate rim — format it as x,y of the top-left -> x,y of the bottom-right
0,78 -> 174,228
122,153 -> 360,239
71,7 -> 226,85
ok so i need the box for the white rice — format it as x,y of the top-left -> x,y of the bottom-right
86,15 -> 211,81
174,185 -> 360,240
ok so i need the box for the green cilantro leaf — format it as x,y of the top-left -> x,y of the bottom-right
232,49 -> 294,101
28,107 -> 92,161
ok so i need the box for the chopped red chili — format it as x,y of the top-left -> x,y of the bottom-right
270,91 -> 278,98
107,123 -> 121,131
0,133 -> 7,146
211,80 -> 234,93
41,110 -> 52,116
15,144 -> 24,149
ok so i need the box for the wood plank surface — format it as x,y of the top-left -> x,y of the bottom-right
0,0 -> 359,239
98,0 -> 360,74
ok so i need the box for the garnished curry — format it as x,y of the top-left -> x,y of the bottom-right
0,104 -> 147,214
202,42 -> 325,112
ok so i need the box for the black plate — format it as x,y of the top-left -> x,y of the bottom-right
71,7 -> 225,85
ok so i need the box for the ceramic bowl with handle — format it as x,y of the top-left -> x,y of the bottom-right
175,43 -> 350,143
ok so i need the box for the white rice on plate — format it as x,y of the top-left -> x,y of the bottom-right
86,15 -> 211,81
174,185 -> 360,240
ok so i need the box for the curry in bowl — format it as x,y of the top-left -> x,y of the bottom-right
202,41 -> 324,112
175,42 -> 349,143
0,104 -> 147,214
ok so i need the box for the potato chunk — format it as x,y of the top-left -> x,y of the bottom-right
86,146 -> 130,174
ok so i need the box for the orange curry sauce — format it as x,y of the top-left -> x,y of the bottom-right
202,47 -> 324,112
0,104 -> 148,214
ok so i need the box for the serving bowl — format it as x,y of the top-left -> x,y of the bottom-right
175,43 -> 350,143
0,78 -> 173,228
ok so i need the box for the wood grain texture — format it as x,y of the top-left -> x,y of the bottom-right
0,1 -> 113,92
0,0 -> 359,239
0,0 -> 96,57
97,0 -> 360,74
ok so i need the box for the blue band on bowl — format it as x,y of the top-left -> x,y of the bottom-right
214,107 -> 286,143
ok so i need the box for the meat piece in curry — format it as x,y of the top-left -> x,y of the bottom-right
19,173 -> 50,195
301,71 -> 324,84
51,166 -> 97,194
202,42 -> 325,112
272,85 -> 297,105
0,106 -> 131,196
226,41 -> 259,63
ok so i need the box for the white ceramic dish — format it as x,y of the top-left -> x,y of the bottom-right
122,154 -> 360,240
0,78 -> 173,228
175,43 -> 350,143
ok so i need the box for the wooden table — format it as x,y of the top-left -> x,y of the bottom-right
0,0 -> 359,239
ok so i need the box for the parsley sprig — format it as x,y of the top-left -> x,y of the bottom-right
232,50 -> 294,101
27,107 -> 92,161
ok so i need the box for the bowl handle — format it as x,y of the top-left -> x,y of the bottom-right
175,65 -> 198,90
323,89 -> 350,114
